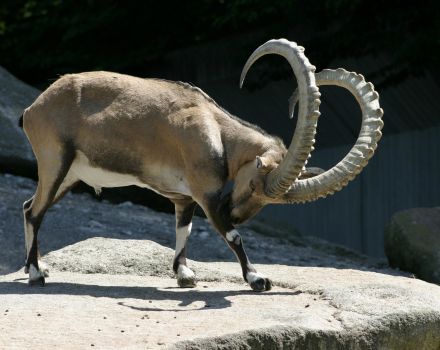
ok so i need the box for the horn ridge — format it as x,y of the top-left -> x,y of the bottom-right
281,69 -> 384,204
240,39 -> 322,197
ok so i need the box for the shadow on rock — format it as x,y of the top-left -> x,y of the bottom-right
0,280 -> 300,311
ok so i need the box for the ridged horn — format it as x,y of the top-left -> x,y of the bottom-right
240,39 -> 321,197
279,68 -> 384,204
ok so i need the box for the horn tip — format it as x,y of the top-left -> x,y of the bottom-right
239,71 -> 247,89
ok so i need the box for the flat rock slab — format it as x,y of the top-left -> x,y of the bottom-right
0,272 -> 335,350
1,239 -> 440,349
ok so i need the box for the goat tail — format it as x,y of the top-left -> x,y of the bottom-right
18,113 -> 24,128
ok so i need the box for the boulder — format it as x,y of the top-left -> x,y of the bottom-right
385,207 -> 440,284
0,66 -> 39,172
1,238 -> 440,349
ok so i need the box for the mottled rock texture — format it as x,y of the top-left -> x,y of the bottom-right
1,239 -> 440,349
385,207 -> 440,284
1,172 -> 439,349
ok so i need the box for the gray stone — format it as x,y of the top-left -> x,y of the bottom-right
0,172 -> 387,276
1,238 -> 439,349
1,172 -> 439,349
0,66 -> 39,170
385,207 -> 440,284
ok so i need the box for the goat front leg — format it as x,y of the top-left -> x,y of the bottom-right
172,199 -> 197,288
201,193 -> 272,292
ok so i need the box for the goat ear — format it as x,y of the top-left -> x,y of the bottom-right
256,156 -> 263,169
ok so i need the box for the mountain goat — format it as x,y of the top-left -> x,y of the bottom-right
20,39 -> 383,290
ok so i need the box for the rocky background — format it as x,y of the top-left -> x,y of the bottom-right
1,66 -> 440,349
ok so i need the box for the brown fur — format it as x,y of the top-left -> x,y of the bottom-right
24,71 -> 286,217
21,71 -> 286,289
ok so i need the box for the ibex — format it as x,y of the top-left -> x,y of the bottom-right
20,39 -> 383,290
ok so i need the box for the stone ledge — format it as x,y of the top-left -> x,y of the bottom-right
1,238 -> 439,349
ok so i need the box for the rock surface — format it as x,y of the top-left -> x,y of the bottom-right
0,172 -> 385,275
385,207 -> 440,284
1,238 -> 440,349
0,66 -> 39,170
1,173 -> 440,348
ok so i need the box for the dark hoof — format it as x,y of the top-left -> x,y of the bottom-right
177,277 -> 197,288
28,276 -> 45,287
24,266 -> 29,274
250,277 -> 272,292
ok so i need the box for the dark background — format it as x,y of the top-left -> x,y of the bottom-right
0,0 -> 438,88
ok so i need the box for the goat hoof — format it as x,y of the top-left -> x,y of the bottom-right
28,263 -> 48,286
250,277 -> 272,292
39,261 -> 50,277
25,261 -> 49,277
247,271 -> 272,292
176,265 -> 196,288
28,276 -> 45,287
177,277 -> 197,288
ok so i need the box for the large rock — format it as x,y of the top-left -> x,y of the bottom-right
385,207 -> 440,284
3,172 -> 435,348
0,172 -> 384,275
1,238 -> 439,349
0,66 -> 39,171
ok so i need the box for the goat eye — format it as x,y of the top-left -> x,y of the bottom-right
249,180 -> 256,191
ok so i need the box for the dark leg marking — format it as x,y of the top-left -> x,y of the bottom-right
176,201 -> 197,228
23,196 -> 34,270
23,197 -> 34,210
202,193 -> 272,292
173,249 -> 185,274
24,143 -> 75,286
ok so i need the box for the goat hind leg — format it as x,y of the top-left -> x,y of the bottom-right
24,147 -> 75,286
23,172 -> 78,276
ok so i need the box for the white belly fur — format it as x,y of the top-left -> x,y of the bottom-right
70,151 -> 191,196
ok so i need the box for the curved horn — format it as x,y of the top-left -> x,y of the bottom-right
240,39 -> 321,198
279,68 -> 384,204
